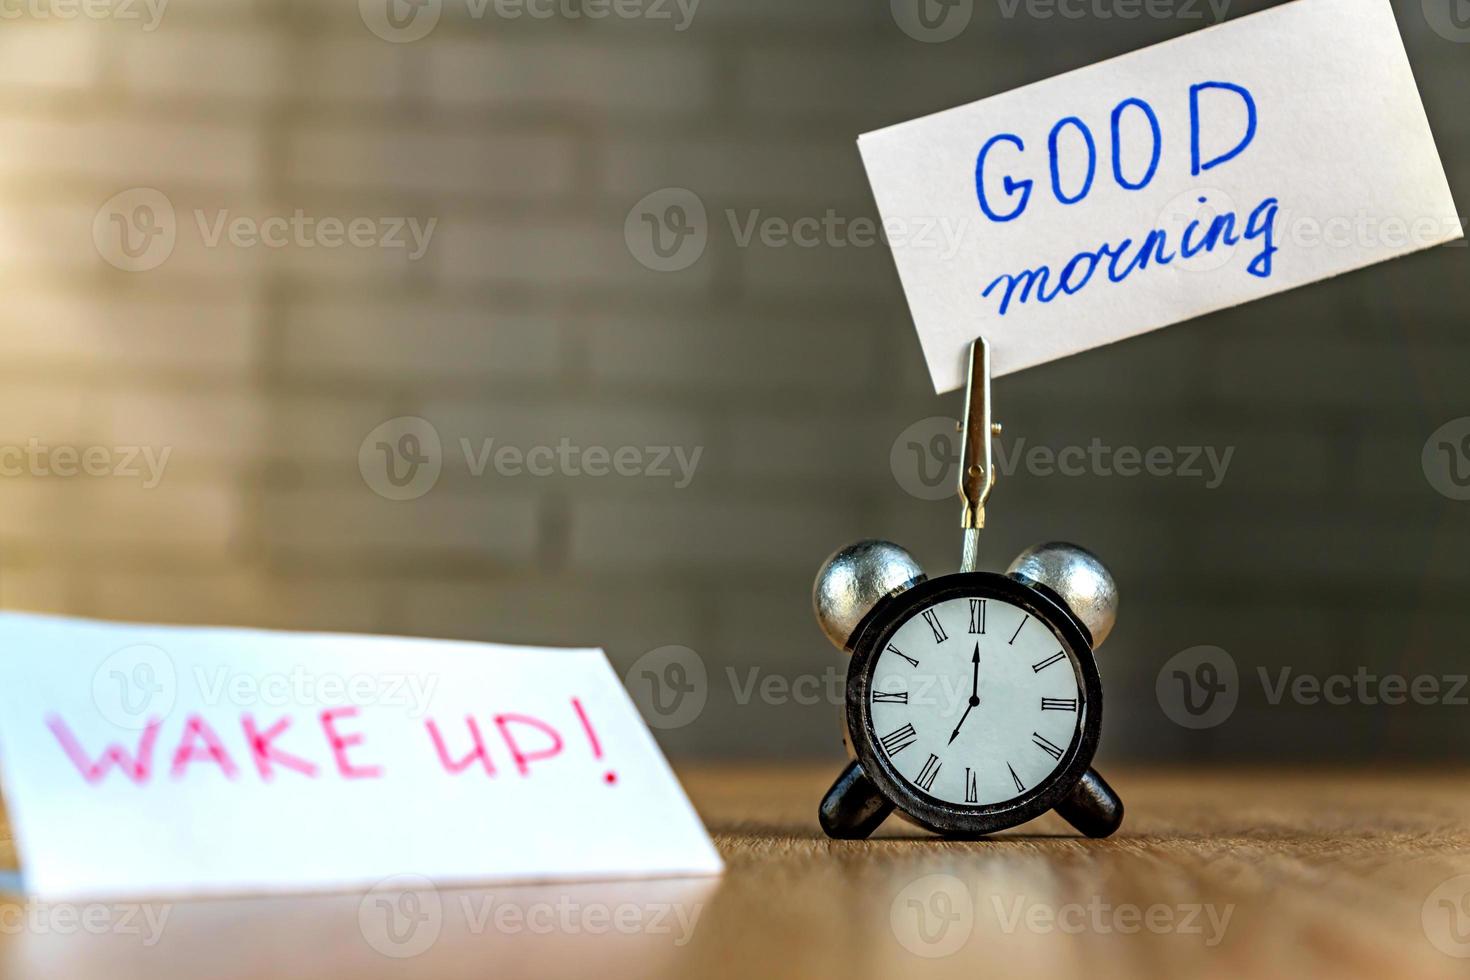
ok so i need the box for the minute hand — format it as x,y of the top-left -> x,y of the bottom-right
970,641 -> 980,700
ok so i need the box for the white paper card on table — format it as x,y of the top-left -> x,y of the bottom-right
858,0 -> 1462,393
0,613 -> 723,900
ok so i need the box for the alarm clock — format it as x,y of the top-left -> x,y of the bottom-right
812,338 -> 1124,840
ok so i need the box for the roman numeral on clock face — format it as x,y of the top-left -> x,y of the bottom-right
1032,732 -> 1064,760
964,767 -> 978,804
1032,651 -> 1066,673
872,691 -> 908,704
969,599 -> 986,634
1008,763 -> 1025,793
921,609 -> 948,644
1009,614 -> 1030,645
886,643 -> 919,668
880,723 -> 918,757
915,754 -> 941,792
1041,697 -> 1078,711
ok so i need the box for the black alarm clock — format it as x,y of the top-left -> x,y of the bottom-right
813,539 -> 1123,839
812,337 -> 1123,840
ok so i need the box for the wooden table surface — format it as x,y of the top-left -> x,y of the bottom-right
3,765 -> 1470,979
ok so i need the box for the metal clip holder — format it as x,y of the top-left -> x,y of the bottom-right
958,337 -> 1001,573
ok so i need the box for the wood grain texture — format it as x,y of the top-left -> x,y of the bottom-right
3,766 -> 1470,979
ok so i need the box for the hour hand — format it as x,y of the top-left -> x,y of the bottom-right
947,704 -> 972,745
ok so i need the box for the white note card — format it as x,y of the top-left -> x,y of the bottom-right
859,0 -> 1461,392
0,613 -> 723,900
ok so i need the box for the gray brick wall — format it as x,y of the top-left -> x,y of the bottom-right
0,0 -> 1467,765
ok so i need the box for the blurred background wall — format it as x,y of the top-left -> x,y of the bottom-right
0,0 -> 1465,764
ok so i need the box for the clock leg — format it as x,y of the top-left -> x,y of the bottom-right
819,761 -> 895,839
1054,767 -> 1124,838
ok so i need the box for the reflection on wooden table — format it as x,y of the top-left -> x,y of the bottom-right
2,766 -> 1469,979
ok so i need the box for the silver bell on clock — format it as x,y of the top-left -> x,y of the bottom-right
813,540 -> 928,652
1004,541 -> 1119,649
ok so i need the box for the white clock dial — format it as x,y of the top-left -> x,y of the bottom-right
866,594 -> 1085,807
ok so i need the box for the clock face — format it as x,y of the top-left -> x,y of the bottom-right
864,593 -> 1086,808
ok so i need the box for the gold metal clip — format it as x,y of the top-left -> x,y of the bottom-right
958,338 -> 1000,573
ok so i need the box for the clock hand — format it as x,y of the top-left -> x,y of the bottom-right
971,642 -> 980,700
948,644 -> 983,744
947,703 -> 972,745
